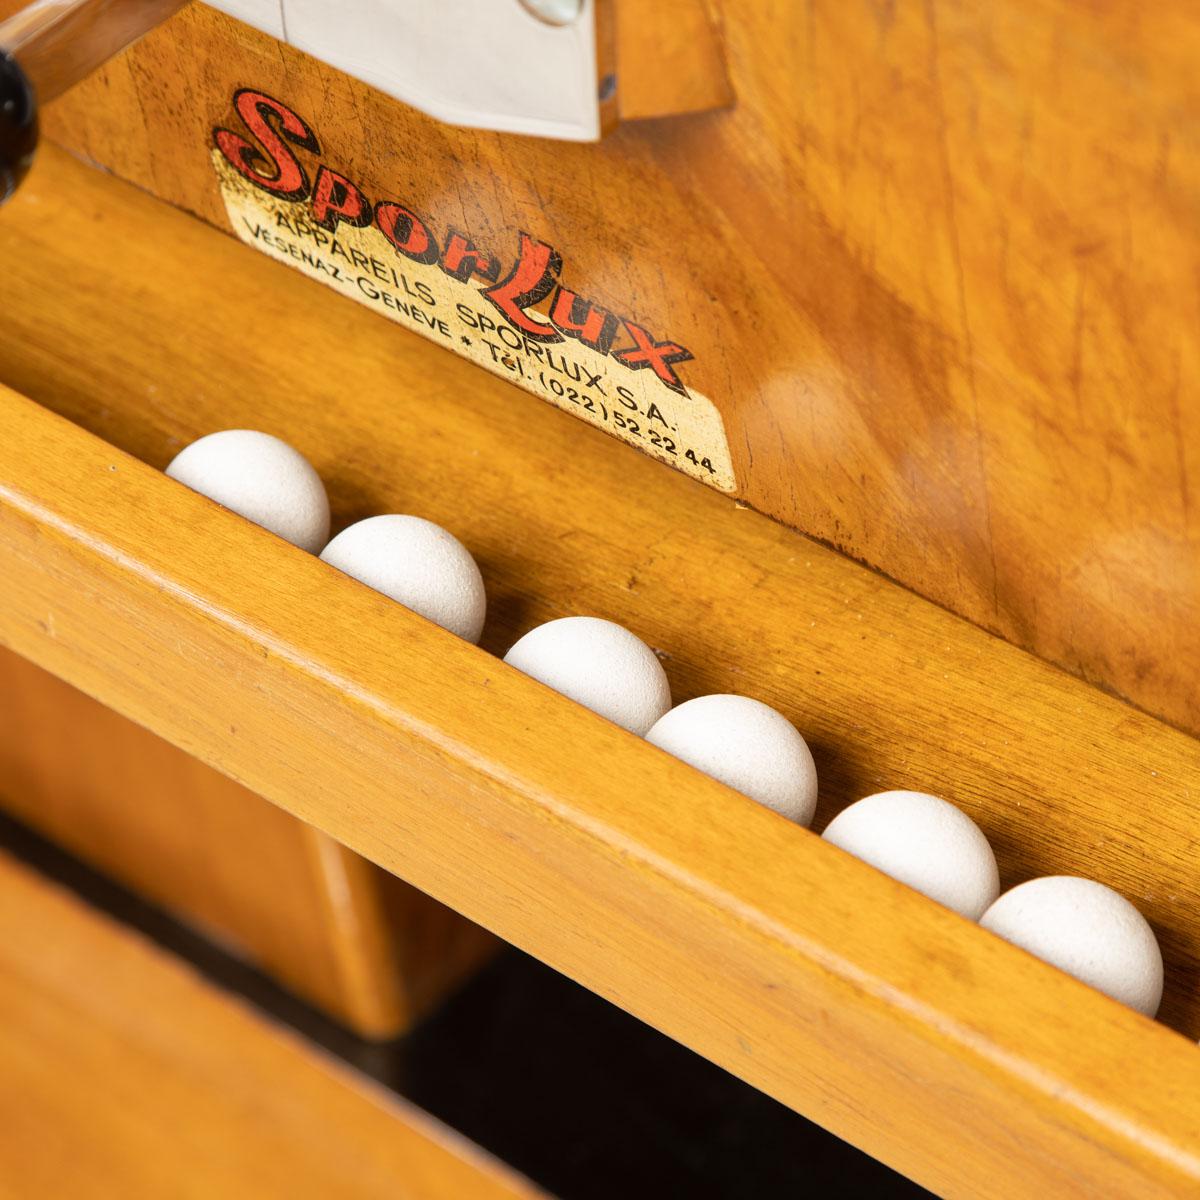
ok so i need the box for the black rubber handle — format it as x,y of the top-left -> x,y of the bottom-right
0,51 -> 37,205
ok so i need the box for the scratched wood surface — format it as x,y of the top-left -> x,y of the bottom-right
0,646 -> 497,1039
30,0 -> 1200,739
0,847 -> 547,1200
2,146 -> 1200,1197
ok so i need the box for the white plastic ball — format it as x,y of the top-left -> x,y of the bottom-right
503,616 -> 671,735
165,430 -> 330,553
981,876 -> 1163,1017
822,790 -> 1000,920
320,515 -> 486,643
645,694 -> 817,825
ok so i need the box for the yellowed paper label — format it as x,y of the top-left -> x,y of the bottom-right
212,147 -> 735,492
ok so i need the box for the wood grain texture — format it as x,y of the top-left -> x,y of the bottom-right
616,0 -> 734,120
0,645 -> 366,1025
35,1 -> 1200,738
0,648 -> 496,1038
2,147 -> 1200,1198
0,0 -> 189,103
0,847 -> 546,1200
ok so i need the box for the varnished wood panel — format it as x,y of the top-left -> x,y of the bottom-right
2,148 -> 1200,1196
616,0 -> 733,120
0,645 -> 496,1039
32,0 -> 1200,737
0,847 -> 546,1200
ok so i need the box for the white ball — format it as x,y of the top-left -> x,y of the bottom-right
320,515 -> 486,643
503,616 -> 670,735
822,790 -> 1000,920
981,876 -> 1163,1017
646,695 -> 818,825
165,430 -> 330,553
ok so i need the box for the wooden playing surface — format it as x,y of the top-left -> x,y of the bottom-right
30,0 -> 1200,741
0,846 -> 546,1200
2,144 -> 1200,1198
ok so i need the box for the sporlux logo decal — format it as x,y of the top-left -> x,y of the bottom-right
211,88 -> 734,491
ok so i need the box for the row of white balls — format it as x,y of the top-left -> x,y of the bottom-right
165,429 -> 1165,1020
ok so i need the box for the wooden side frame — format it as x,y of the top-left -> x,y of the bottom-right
2,389 -> 1200,1198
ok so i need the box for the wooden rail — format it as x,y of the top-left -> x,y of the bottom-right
0,846 -> 544,1198
3,389 -> 1200,1198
